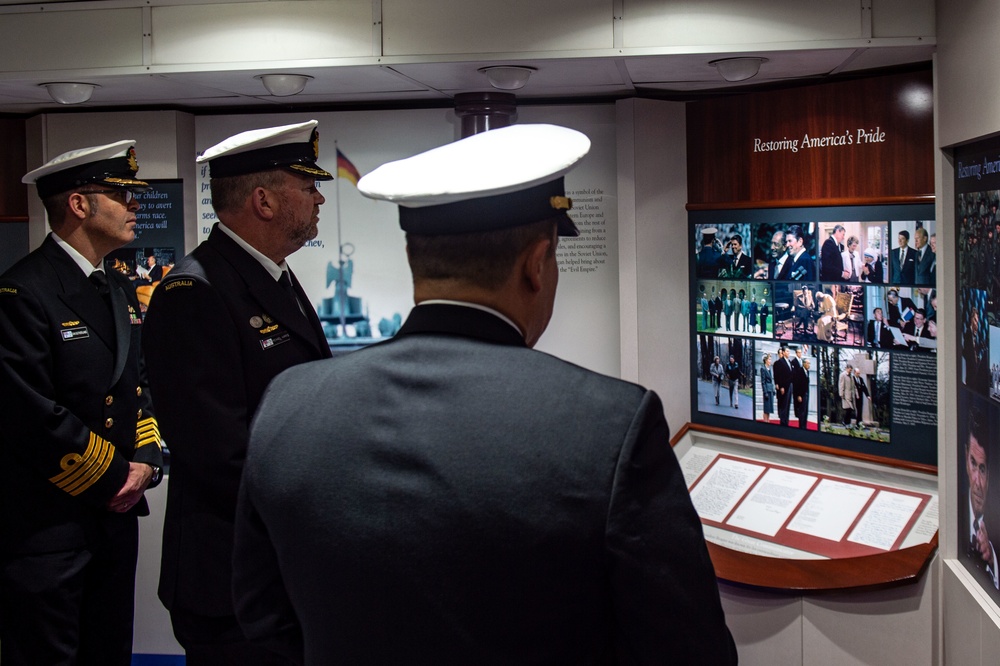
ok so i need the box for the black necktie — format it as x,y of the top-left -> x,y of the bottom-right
278,271 -> 296,300
89,269 -> 110,296
278,271 -> 304,315
89,270 -> 113,313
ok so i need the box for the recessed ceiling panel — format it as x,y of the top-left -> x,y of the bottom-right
383,0 -> 611,56
151,1 -> 373,65
0,8 -> 143,72
624,0 -> 864,48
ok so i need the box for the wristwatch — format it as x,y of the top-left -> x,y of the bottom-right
147,463 -> 163,488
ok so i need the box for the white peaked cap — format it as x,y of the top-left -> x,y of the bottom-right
358,124 -> 590,236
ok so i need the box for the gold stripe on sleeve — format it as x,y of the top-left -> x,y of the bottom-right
135,417 -> 161,450
49,433 -> 117,496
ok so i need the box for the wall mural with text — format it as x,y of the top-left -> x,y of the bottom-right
954,136 -> 1000,603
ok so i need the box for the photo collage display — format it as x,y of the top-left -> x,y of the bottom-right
954,136 -> 1000,601
691,214 -> 937,464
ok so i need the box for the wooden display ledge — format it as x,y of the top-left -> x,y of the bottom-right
672,423 -> 938,592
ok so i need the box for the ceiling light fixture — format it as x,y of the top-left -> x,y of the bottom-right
255,73 -> 313,97
479,66 -> 536,91
709,57 -> 768,83
41,82 -> 98,105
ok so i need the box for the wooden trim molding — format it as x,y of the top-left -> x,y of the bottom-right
672,423 -> 938,476
686,195 -> 935,212
706,536 -> 937,592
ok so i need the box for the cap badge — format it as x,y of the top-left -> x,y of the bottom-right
127,146 -> 139,173
550,196 -> 572,211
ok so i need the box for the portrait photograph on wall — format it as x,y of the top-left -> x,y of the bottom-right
954,135 -> 1000,598
689,204 -> 937,466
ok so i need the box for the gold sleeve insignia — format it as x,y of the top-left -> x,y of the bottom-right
135,417 -> 161,450
49,433 -> 116,496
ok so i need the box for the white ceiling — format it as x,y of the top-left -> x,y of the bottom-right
0,45 -> 934,115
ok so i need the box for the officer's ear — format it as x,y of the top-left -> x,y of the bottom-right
66,192 -> 92,221
251,186 -> 277,221
522,233 -> 556,294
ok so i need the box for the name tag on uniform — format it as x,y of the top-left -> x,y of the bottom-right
61,326 -> 90,341
260,332 -> 290,350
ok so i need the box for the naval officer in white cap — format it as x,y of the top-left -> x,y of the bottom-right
233,124 -> 736,665
142,120 -> 333,665
0,141 -> 164,666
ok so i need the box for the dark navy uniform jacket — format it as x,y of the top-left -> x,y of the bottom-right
142,224 -> 331,617
0,235 -> 162,555
234,304 -> 737,665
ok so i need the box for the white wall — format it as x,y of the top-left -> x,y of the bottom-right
615,98 -> 691,430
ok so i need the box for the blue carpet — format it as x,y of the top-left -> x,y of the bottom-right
132,655 -> 185,665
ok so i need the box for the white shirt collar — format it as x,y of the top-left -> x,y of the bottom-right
418,299 -> 523,337
51,232 -> 100,276
217,223 -> 289,281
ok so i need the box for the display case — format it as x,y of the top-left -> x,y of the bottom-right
673,423 -> 938,590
